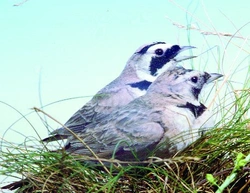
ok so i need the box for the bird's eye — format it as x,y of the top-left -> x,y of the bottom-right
155,48 -> 164,56
191,76 -> 198,83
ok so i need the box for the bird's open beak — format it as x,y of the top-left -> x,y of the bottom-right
174,46 -> 196,62
206,73 -> 223,84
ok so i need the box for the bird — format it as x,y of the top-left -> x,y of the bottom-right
63,66 -> 223,161
43,42 -> 196,142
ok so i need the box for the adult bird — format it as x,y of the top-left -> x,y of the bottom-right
64,66 -> 223,161
43,42 -> 195,142
1,66 -> 222,191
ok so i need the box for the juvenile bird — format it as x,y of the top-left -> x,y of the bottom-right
43,42 -> 195,142
64,66 -> 223,161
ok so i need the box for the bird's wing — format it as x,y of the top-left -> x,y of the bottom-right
65,122 -> 164,160
43,85 -> 139,142
64,106 -> 164,160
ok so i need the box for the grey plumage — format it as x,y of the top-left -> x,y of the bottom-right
43,42 -> 195,142
64,66 -> 223,161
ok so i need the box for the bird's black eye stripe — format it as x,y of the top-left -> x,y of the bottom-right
148,44 -> 182,76
170,45 -> 181,53
156,45 -> 181,59
155,48 -> 164,56
191,76 -> 198,83
192,88 -> 201,99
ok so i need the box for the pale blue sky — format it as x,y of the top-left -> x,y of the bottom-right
0,0 -> 249,189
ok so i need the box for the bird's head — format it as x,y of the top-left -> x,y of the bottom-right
148,66 -> 223,102
127,42 -> 196,83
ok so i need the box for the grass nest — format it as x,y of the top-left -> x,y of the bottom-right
1,117 -> 250,193
1,89 -> 250,192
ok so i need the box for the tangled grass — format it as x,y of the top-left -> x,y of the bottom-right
1,92 -> 250,192
0,128 -> 250,192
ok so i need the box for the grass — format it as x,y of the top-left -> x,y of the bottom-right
1,118 -> 250,192
1,63 -> 249,193
1,2 -> 250,192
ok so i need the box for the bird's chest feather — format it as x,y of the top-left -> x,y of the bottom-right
155,105 -> 199,154
161,105 -> 196,132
